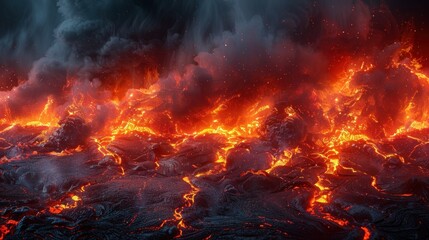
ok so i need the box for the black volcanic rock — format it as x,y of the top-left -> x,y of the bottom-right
43,116 -> 90,152
0,125 -> 46,145
262,115 -> 307,148
226,147 -> 272,174
107,134 -> 155,163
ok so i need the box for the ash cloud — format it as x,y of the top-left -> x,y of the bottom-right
0,0 -> 420,134
0,0 -> 60,90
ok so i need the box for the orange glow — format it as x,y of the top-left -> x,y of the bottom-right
0,220 -> 18,239
173,176 -> 200,235
182,177 -> 199,207
267,147 -> 299,173
314,177 -> 331,204
71,195 -> 81,201
93,137 -> 125,175
1,41 -> 429,238
48,194 -> 83,214
361,226 -> 371,240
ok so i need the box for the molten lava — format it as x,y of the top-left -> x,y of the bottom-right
2,1 -> 429,239
2,48 -> 429,239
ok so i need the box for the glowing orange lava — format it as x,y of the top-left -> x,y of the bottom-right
1,43 -> 429,239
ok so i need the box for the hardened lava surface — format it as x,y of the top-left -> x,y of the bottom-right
1,121 -> 429,240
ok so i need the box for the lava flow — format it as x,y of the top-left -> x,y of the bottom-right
2,0 -> 429,239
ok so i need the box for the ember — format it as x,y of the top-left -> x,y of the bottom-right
1,0 -> 429,239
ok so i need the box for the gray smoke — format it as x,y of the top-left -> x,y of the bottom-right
0,0 -> 60,90
1,0 -> 417,134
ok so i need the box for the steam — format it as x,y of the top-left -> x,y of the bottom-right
0,0 -> 422,135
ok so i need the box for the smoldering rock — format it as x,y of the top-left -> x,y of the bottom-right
5,146 -> 24,159
382,154 -> 403,169
192,162 -> 224,177
226,147 -> 272,175
97,155 -> 119,167
407,128 -> 429,142
377,164 -> 429,199
132,161 -> 157,172
156,158 -> 182,176
409,142 -> 429,162
0,138 -> 12,158
0,150 -> 111,217
262,114 -> 307,149
106,134 -> 156,163
239,172 -> 284,194
0,138 -> 11,149
327,176 -> 394,220
151,142 -> 175,157
174,140 -> 219,171
42,116 -> 90,152
76,176 -> 190,228
327,175 -> 429,239
220,184 -> 241,203
186,178 -> 352,239
280,155 -> 327,185
338,141 -> 385,176
351,63 -> 428,135
384,135 -> 421,160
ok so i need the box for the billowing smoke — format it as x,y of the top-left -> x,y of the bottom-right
0,0 -> 424,135
0,0 -> 60,90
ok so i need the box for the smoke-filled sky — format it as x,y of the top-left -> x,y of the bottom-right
0,0 -> 428,133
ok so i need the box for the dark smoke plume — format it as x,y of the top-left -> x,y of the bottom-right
0,0 -> 424,134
